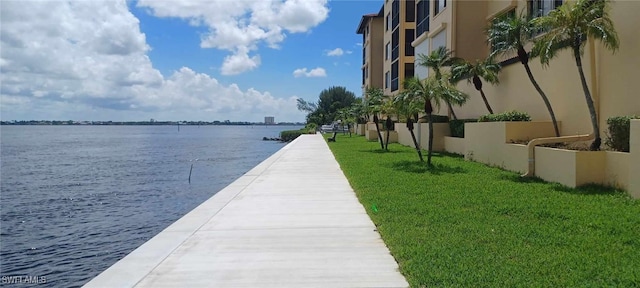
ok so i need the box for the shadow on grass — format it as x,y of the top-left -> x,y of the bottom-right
390,160 -> 467,175
501,174 -> 625,196
358,149 -> 411,154
559,183 -> 625,196
500,174 -> 548,184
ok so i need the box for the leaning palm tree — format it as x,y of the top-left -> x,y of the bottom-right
394,83 -> 424,162
451,57 -> 502,114
417,47 -> 463,120
365,87 -> 385,150
380,96 -> 398,151
532,0 -> 619,150
487,11 -> 560,137
402,76 -> 469,165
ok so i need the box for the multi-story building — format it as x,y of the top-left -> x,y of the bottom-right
358,1 -> 417,97
383,0 -> 416,95
264,116 -> 275,125
410,0 -> 638,137
357,8 -> 384,96
360,0 -> 638,135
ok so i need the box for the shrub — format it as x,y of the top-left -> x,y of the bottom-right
305,123 -> 317,132
605,116 -> 640,152
449,119 -> 478,138
419,115 -> 449,123
280,130 -> 304,142
478,111 -> 531,122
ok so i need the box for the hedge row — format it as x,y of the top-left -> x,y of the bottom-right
605,116 -> 640,152
478,111 -> 531,122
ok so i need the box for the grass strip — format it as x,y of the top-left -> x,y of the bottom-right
325,134 -> 640,287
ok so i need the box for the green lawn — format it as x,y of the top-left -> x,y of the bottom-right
325,134 -> 640,287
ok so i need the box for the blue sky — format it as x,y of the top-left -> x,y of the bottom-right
1,0 -> 382,122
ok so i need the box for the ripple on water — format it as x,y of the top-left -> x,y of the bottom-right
1,125 -> 296,287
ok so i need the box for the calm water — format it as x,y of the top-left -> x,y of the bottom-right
0,125 -> 298,287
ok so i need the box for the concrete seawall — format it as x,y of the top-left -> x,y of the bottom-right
84,134 -> 408,287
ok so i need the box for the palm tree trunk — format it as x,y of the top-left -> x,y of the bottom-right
385,130 -> 390,150
523,63 -> 561,137
407,124 -> 424,162
427,114 -> 434,166
574,48 -> 600,150
479,89 -> 494,114
374,118 -> 384,150
445,100 -> 458,120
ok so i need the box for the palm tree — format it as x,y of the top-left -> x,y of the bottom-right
379,96 -> 397,151
402,76 -> 468,165
365,87 -> 385,150
532,0 -> 619,150
417,47 -> 463,120
487,11 -> 561,137
394,84 -> 424,162
451,57 -> 501,114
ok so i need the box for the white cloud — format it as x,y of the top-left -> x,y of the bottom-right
327,48 -> 344,56
293,67 -> 327,78
326,48 -> 352,57
137,0 -> 329,74
0,1 -> 306,122
220,47 -> 262,75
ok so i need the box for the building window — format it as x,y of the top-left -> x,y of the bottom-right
385,42 -> 390,60
490,9 -> 516,53
392,0 -> 400,29
362,68 -> 365,85
405,29 -> 415,56
385,71 -> 390,89
405,63 -> 414,79
392,29 -> 399,61
416,0 -> 430,37
391,61 -> 399,91
362,46 -> 366,65
434,0 -> 446,15
529,0 -> 563,18
386,13 -> 390,31
406,0 -> 415,22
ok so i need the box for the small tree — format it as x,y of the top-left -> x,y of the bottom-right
394,86 -> 424,162
532,0 -> 619,150
403,76 -> 468,165
365,88 -> 385,150
380,96 -> 397,151
487,11 -> 561,137
417,47 -> 463,120
451,57 -> 501,114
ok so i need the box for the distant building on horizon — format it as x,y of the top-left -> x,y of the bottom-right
264,116 -> 275,125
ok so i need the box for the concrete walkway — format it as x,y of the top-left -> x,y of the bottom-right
84,134 -> 408,287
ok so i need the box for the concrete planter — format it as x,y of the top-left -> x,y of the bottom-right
381,131 -> 398,145
534,147 -> 607,188
355,124 -> 366,135
365,122 -> 382,141
464,121 -> 558,173
418,123 -> 450,152
444,136 -> 465,155
395,122 -> 450,152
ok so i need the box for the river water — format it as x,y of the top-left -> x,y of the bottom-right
0,125 -> 298,287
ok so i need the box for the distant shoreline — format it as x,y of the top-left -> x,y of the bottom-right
1,121 -> 304,126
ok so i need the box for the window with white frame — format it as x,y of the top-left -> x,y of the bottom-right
385,42 -> 390,60
529,0 -> 563,18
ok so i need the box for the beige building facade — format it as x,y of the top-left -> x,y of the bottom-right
358,0 -> 639,196
357,8 -> 384,96
410,0 -> 639,136
382,0 -> 416,95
